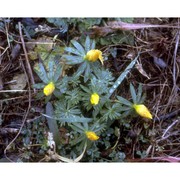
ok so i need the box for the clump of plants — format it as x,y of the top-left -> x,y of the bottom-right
33,36 -> 153,162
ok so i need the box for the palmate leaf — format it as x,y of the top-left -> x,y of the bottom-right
94,68 -> 114,82
71,40 -> 85,55
90,121 -> 106,132
80,84 -> 91,94
91,40 -> 96,49
92,69 -> 114,93
64,47 -> 83,56
85,36 -> 91,52
136,83 -> 143,103
67,73 -> 81,88
55,106 -> 81,118
54,99 -> 82,120
65,88 -> 81,105
47,60 -> 55,81
33,83 -> 45,89
101,103 -> 121,121
84,63 -> 91,82
76,62 -> 93,82
138,94 -> 146,104
70,123 -> 86,133
117,96 -> 133,107
76,61 -> 87,75
119,106 -> 132,111
34,63 -> 49,83
130,83 -> 137,104
54,61 -> 62,82
63,55 -> 84,65
46,18 -> 68,33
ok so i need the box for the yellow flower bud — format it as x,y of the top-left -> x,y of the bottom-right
84,49 -> 104,65
85,131 -> 99,141
90,93 -> 100,105
43,82 -> 55,96
133,104 -> 152,119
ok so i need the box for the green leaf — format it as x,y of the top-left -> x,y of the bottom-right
121,109 -> 133,118
139,94 -> 146,104
54,62 -> 62,82
47,60 -> 55,80
45,94 -> 52,103
117,96 -> 133,107
91,40 -> 96,49
34,63 -> 49,83
35,91 -> 44,100
136,83 -> 143,103
64,47 -> 82,56
119,106 -> 132,111
77,18 -> 102,32
76,61 -> 87,75
70,123 -> 85,133
91,121 -> 106,132
84,63 -> 91,82
85,36 -> 91,52
46,18 -> 68,33
45,102 -> 61,151
71,40 -> 85,55
56,116 -> 92,123
65,88 -> 81,105
33,83 -> 45,89
63,55 -> 84,65
80,84 -> 91,94
130,83 -> 137,104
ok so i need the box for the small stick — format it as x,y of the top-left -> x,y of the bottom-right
162,119 -> 179,139
4,58 -> 32,162
172,19 -> 180,87
18,22 -> 36,93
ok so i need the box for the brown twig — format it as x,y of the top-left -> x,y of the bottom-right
162,119 -> 179,139
18,22 -> 36,93
156,119 -> 180,143
4,58 -> 32,162
172,21 -> 180,87
89,21 -> 180,37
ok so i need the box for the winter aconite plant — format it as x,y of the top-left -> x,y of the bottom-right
33,36 -> 153,162
63,36 -> 104,82
33,60 -> 63,101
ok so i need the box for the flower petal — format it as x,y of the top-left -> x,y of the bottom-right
43,82 -> 55,96
90,93 -> 100,105
85,131 -> 99,141
85,49 -> 104,64
133,104 -> 152,119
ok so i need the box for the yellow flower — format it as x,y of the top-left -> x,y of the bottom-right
85,131 -> 99,141
43,82 -> 55,96
133,104 -> 152,119
84,49 -> 104,65
90,93 -> 99,105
